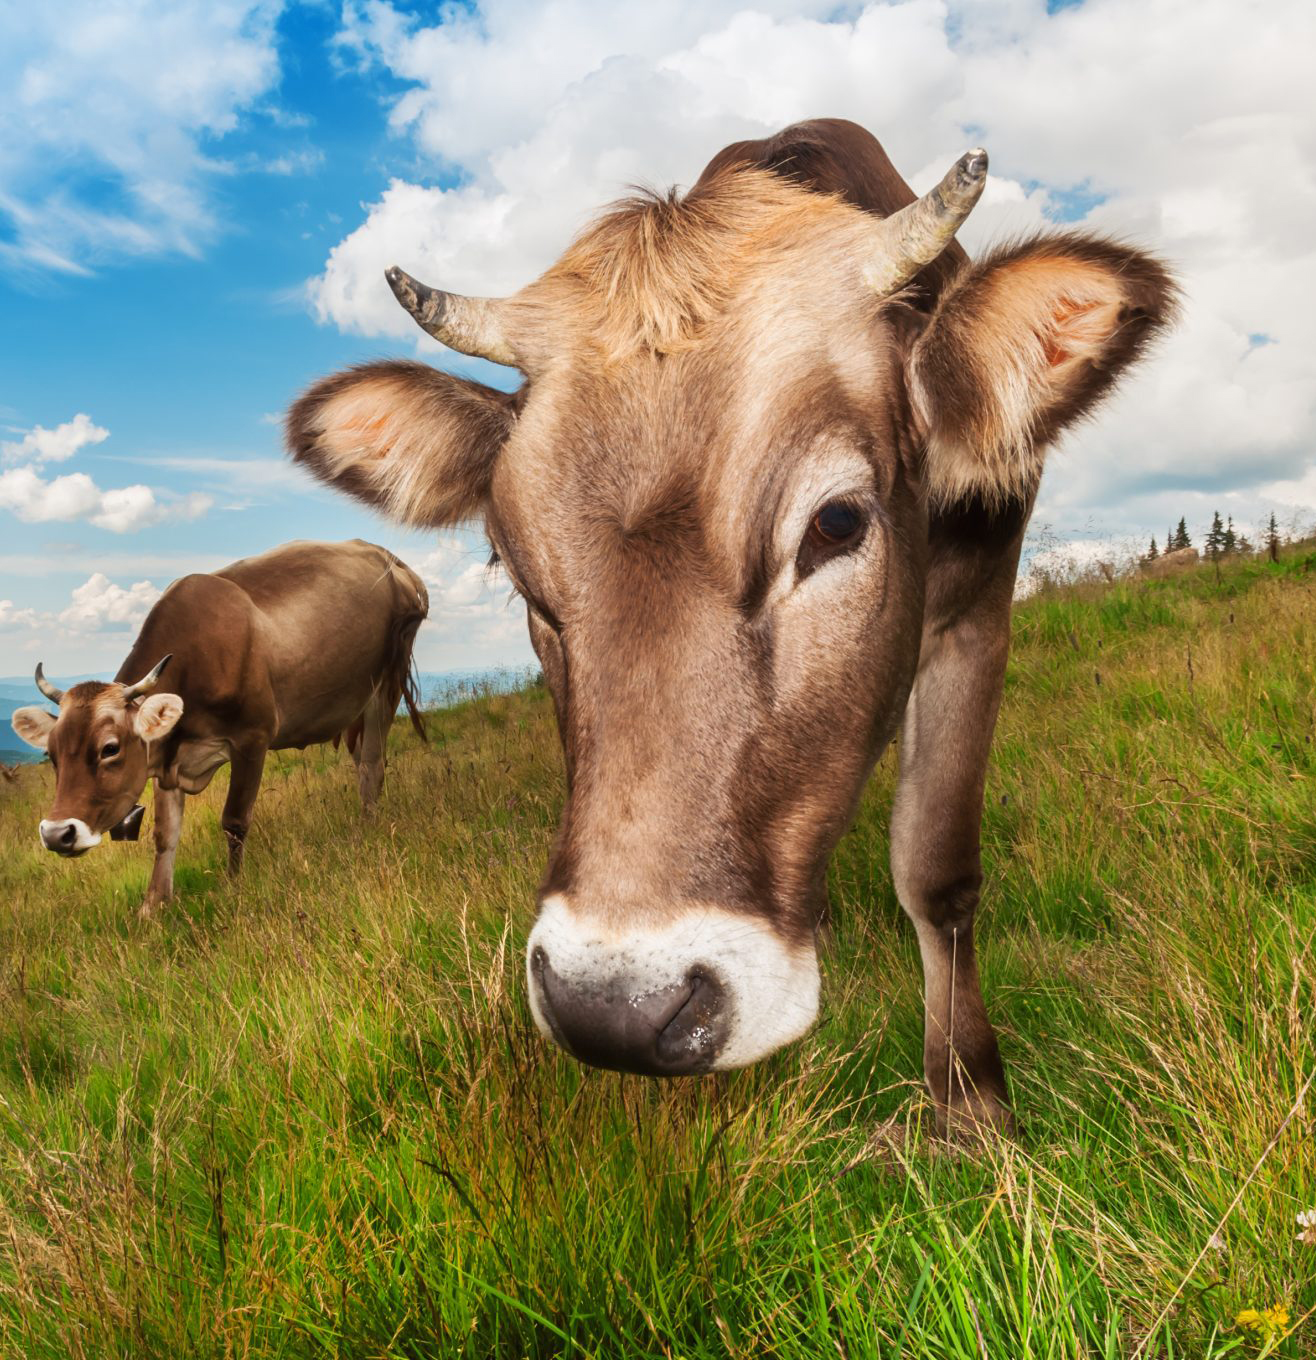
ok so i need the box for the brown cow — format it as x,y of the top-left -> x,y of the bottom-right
11,539 -> 428,917
286,120 -> 1175,1132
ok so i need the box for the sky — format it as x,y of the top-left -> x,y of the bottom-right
1,0 -> 1313,679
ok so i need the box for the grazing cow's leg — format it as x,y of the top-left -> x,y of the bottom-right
139,783 -> 185,919
350,693 -> 389,812
890,505 -> 1026,1137
221,742 -> 267,874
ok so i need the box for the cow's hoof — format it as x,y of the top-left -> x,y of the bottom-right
137,899 -> 164,922
936,1091 -> 1016,1143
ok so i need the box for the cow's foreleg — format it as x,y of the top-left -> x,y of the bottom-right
890,526 -> 1022,1138
221,744 -> 266,875
139,783 -> 185,919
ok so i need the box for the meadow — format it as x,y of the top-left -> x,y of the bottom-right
1,547 -> 1313,1359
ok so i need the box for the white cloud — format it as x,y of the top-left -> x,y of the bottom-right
0,463 -> 212,532
310,0 -> 1316,540
0,599 -> 41,631
114,455 -> 319,494
406,533 -> 533,662
2,412 -> 108,463
0,1 -> 285,273
57,573 -> 162,632
0,411 -> 215,532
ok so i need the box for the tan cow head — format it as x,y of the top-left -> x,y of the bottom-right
11,658 -> 182,855
288,145 -> 1174,1075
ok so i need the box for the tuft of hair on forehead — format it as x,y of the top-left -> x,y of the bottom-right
538,166 -> 855,365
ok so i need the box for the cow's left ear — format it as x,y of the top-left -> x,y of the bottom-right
12,707 -> 57,750
911,234 -> 1178,505
134,693 -> 183,742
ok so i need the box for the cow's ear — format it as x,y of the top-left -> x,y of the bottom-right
911,234 -> 1177,505
134,693 -> 183,742
286,359 -> 518,527
12,707 -> 56,750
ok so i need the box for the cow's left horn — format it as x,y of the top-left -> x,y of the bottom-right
121,654 -> 172,702
862,148 -> 989,295
34,663 -> 64,705
384,266 -> 519,368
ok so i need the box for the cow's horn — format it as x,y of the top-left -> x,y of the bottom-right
384,266 -> 519,367
862,149 -> 989,295
34,663 -> 64,705
121,654 -> 172,702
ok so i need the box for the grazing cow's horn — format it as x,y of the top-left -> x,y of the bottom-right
34,663 -> 64,705
384,266 -> 519,367
121,654 -> 172,702
863,149 -> 989,295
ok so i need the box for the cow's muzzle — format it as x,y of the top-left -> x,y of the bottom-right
531,947 -> 728,1075
38,818 -> 102,857
109,804 -> 145,841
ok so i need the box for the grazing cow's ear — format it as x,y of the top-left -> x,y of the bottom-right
286,359 -> 518,527
12,708 -> 57,751
911,234 -> 1178,506
134,693 -> 184,742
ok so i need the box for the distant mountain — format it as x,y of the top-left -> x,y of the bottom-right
1,748 -> 42,767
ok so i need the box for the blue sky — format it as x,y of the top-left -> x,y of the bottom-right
2,0 -> 1312,677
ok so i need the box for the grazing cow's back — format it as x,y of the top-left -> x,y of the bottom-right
287,119 -> 1175,1131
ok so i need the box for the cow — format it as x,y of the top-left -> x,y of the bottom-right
11,539 -> 428,918
286,120 -> 1176,1134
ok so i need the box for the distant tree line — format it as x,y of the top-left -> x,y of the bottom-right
1144,511 -> 1284,565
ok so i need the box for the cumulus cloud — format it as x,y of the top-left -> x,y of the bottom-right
309,0 -> 1316,540
0,464 -> 208,532
0,599 -> 41,631
2,412 -> 108,463
0,0 -> 285,273
57,573 -> 162,632
0,413 -> 213,532
407,533 -> 533,659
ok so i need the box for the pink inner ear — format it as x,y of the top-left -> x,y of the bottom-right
1044,295 -> 1119,372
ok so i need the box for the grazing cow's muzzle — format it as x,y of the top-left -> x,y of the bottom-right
38,817 -> 101,857
525,895 -> 821,1074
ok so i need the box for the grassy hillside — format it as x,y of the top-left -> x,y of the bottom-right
1,548 -> 1313,1359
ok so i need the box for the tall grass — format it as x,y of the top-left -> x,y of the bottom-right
0,548 -> 1313,1358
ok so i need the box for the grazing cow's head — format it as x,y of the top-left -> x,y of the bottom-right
11,659 -> 181,855
289,140 -> 1173,1075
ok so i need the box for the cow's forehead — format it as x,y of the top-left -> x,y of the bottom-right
49,683 -> 124,750
490,294 -> 908,601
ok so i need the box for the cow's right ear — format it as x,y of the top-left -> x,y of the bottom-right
134,694 -> 183,742
286,360 -> 518,527
12,708 -> 57,751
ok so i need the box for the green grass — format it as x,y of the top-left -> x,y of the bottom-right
1,548 -> 1313,1358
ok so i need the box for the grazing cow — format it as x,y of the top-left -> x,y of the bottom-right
287,120 -> 1175,1132
11,540 -> 428,917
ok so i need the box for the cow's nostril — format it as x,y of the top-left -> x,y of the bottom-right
58,824 -> 77,846
654,970 -> 726,1066
532,953 -> 729,1076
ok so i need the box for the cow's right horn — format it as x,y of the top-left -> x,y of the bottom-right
121,654 -> 172,702
384,266 -> 519,368
861,148 -> 989,296
34,663 -> 64,705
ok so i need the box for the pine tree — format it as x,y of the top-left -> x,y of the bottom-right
1266,511 -> 1281,563
1223,516 -> 1237,554
1165,528 -> 1174,555
1145,537 -> 1159,561
1204,511 -> 1225,560
1173,517 -> 1192,550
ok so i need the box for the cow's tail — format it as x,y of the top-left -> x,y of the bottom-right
387,606 -> 429,744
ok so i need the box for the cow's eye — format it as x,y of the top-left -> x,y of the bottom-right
100,740 -> 120,761
797,500 -> 867,579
